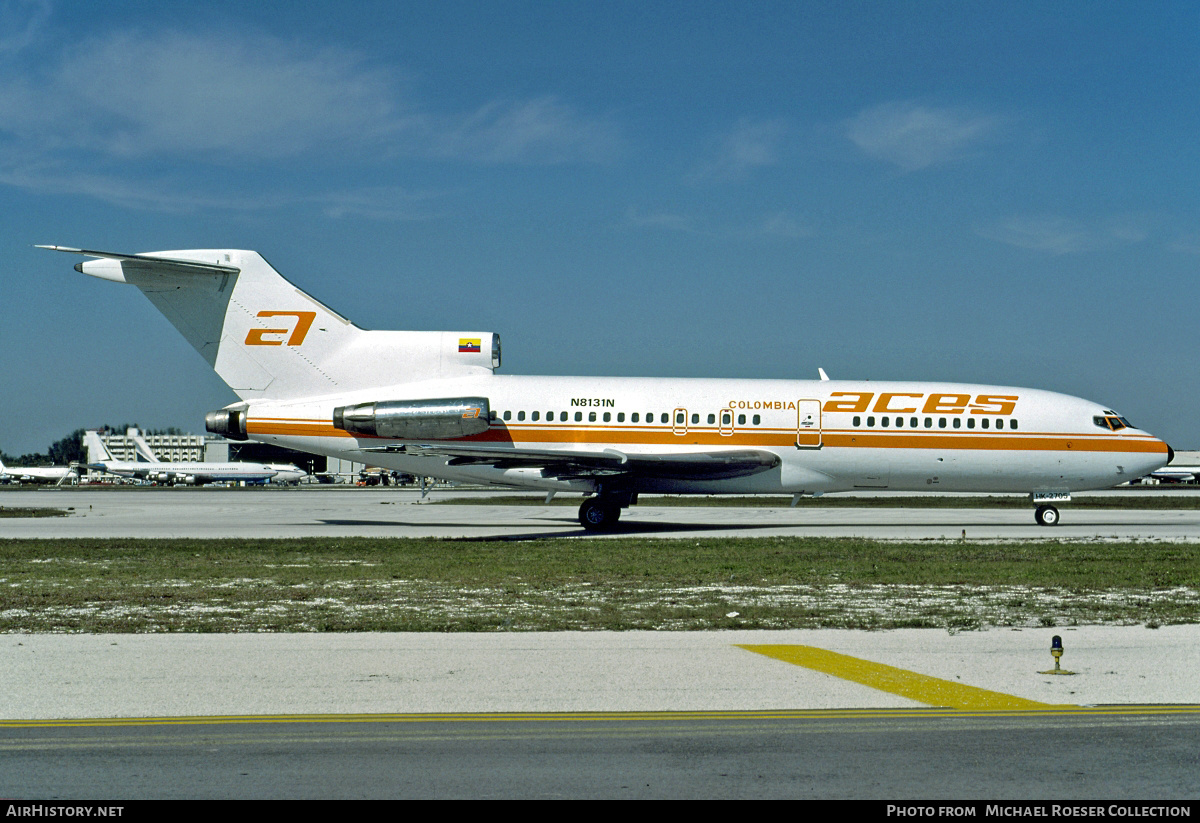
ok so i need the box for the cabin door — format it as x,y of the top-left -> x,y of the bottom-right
796,399 -> 822,448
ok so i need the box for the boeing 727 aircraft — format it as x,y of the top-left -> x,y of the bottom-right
41,245 -> 1171,529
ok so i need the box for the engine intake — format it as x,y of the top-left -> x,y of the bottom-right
333,397 -> 491,440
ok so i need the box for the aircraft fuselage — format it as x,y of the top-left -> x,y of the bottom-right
242,375 -> 1166,496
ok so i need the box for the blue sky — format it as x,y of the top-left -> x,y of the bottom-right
3,1 -> 1199,455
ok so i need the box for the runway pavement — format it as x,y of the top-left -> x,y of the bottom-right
7,487 -> 1200,539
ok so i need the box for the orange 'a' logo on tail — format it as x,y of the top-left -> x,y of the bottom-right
245,311 -> 317,346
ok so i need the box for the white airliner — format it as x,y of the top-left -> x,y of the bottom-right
41,245 -> 1171,529
0,455 -> 77,485
82,430 -> 284,486
125,428 -> 308,484
1148,468 -> 1195,483
1147,465 -> 1199,483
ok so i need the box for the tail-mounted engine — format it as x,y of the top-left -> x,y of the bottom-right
333,397 -> 491,440
205,407 -> 249,441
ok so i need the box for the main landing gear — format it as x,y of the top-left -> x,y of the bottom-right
578,491 -> 637,532
1035,505 -> 1060,526
579,497 -> 620,531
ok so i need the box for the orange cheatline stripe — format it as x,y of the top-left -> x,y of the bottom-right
247,415 -> 1158,443
245,418 -> 1166,455
247,420 -> 351,437
823,432 -> 1164,453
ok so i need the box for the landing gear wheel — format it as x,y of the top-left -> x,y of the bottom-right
1035,505 -> 1060,526
579,497 -> 620,532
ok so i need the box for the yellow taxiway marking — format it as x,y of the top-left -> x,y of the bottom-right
738,644 -> 1054,711
5,706 -> 1200,729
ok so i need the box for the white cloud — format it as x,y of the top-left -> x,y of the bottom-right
7,37 -> 622,165
0,31 -> 409,160
73,35 -> 401,159
0,0 -> 51,59
0,26 -> 623,212
691,118 -> 788,181
1168,232 -> 1200,255
316,187 -> 441,222
0,161 -> 285,213
0,158 -> 444,221
625,207 -> 815,242
846,101 -> 1004,171
754,211 -> 815,240
438,97 -> 623,165
625,207 -> 697,234
976,215 -> 1150,255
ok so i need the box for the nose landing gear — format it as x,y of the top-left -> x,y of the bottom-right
1031,492 -> 1069,526
1034,504 -> 1060,526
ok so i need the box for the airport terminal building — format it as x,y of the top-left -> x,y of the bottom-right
92,431 -> 209,463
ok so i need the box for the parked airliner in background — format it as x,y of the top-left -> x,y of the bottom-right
1147,464 -> 1199,484
0,455 -> 77,485
125,428 -> 308,485
82,430 -> 287,486
41,245 -> 1171,529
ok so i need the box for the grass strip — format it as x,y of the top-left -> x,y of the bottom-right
2,537 -> 1198,633
0,507 -> 69,518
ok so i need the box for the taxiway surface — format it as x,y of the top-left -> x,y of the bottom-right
4,629 -> 1200,798
7,487 -> 1200,539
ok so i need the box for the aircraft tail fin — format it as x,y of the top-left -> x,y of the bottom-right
40,246 -> 501,401
83,430 -> 114,463
127,429 -> 161,464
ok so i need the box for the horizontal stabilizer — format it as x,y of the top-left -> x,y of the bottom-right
36,246 -> 239,278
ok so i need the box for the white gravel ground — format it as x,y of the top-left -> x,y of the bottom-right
3,626 -> 1198,719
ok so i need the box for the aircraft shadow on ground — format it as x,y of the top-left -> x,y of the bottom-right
308,514 -> 1165,539
316,515 -> 775,537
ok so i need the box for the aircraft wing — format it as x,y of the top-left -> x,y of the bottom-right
366,443 -> 780,481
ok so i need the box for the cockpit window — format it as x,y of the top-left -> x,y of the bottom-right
1093,415 -> 1128,432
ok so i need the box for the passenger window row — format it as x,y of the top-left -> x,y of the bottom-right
851,416 -> 1018,430
492,411 -> 764,425
492,411 -> 1015,430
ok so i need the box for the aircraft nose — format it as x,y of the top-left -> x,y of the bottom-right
1167,444 -> 1175,464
